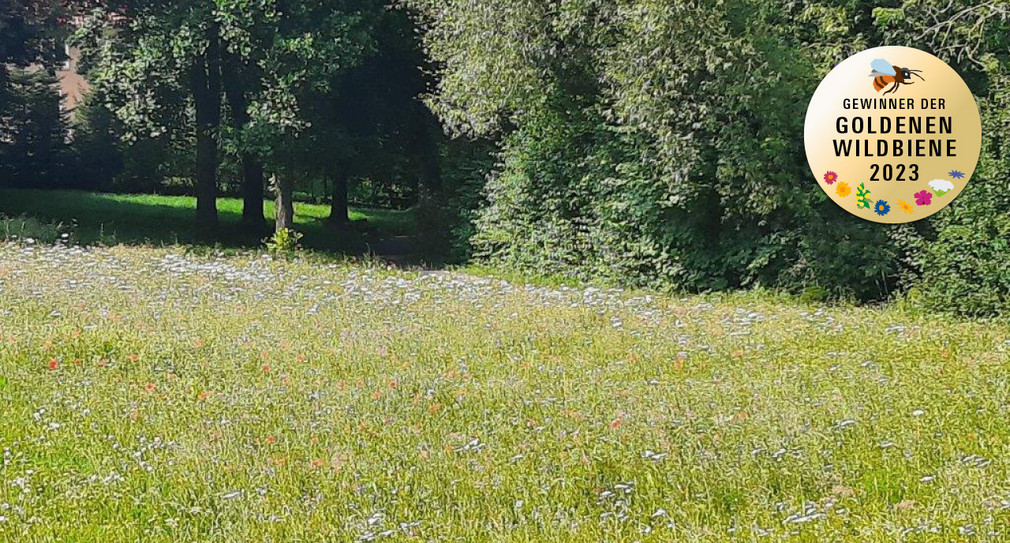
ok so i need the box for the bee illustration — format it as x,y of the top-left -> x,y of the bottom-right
870,58 -> 924,95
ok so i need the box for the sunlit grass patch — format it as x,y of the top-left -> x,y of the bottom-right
1,244 -> 1009,541
0,189 -> 416,252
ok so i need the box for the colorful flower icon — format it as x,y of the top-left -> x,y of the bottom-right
823,171 -> 838,185
835,181 -> 851,198
896,200 -> 914,214
874,200 -> 891,216
948,170 -> 965,180
914,190 -> 933,206
929,179 -> 954,196
856,183 -> 872,209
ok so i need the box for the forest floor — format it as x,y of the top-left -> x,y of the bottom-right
0,189 -> 417,255
1,243 -> 1009,541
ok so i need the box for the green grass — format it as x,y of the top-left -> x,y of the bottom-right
2,243 -> 1009,541
0,189 -> 416,252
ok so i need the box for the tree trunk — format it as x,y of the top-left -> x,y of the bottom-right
273,173 -> 295,232
222,51 -> 266,230
191,25 -> 222,229
240,158 -> 265,228
328,169 -> 349,226
413,107 -> 443,193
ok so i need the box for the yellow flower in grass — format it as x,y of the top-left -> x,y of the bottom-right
835,181 -> 851,198
896,200 -> 914,214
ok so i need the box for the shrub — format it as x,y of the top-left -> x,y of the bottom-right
0,214 -> 71,244
264,228 -> 304,259
914,63 -> 1010,318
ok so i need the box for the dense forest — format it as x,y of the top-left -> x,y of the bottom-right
1,0 -> 1008,315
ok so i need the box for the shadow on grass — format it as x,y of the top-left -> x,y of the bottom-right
0,189 -> 414,255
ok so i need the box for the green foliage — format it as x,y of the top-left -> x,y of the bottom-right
418,0 -> 903,298
415,0 -> 1010,311
264,227 -> 303,258
0,68 -> 71,188
914,215 -> 1010,318
914,55 -> 1010,317
0,213 -> 69,244
0,0 -> 63,66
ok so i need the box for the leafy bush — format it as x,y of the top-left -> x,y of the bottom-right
913,61 -> 1010,317
417,0 -> 1010,312
420,0 -> 906,298
264,228 -> 303,258
0,214 -> 71,244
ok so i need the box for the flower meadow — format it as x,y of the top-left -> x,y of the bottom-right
2,245 -> 1010,541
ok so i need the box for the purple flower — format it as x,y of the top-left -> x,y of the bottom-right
915,191 -> 933,206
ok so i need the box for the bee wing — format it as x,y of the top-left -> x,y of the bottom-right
870,59 -> 897,76
869,71 -> 892,77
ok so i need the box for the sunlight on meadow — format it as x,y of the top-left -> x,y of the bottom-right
1,244 -> 1010,541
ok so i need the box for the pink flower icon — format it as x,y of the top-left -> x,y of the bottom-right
914,190 -> 933,206
823,171 -> 838,185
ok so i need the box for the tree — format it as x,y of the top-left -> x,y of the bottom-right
74,2 -> 227,230
0,0 -> 65,189
0,69 -> 70,187
221,50 -> 266,230
411,0 -> 906,297
212,0 -> 380,233
0,0 -> 60,66
321,5 -> 442,225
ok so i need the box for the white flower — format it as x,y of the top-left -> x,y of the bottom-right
928,179 -> 954,195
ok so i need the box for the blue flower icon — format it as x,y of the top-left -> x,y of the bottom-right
874,200 -> 891,216
949,170 -> 965,180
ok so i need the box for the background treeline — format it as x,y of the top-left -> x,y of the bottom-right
415,0 -> 1009,316
1,0 -> 1008,316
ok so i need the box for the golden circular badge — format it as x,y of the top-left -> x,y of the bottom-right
804,46 -> 981,223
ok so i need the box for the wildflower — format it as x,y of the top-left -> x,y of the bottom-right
311,459 -> 325,468
914,191 -> 932,206
198,390 -> 212,401
261,363 -> 271,373
48,359 -> 59,371
835,182 -> 851,198
144,383 -> 156,393
949,170 -> 965,179
265,436 -> 277,444
896,200 -> 914,214
874,200 -> 891,216
823,171 -> 838,185
609,415 -> 624,430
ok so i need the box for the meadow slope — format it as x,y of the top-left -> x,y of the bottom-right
1,244 -> 1009,542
